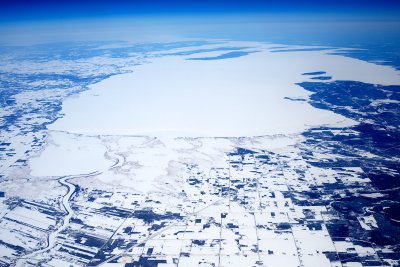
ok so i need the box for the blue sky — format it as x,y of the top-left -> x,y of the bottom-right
1,0 -> 400,22
0,0 -> 400,46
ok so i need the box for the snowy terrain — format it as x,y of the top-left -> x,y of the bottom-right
0,40 -> 399,267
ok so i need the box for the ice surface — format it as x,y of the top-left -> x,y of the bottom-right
47,41 -> 398,137
29,131 -> 112,176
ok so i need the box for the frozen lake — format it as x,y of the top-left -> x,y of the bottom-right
48,41 -> 399,137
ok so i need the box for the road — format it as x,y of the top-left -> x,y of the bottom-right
13,146 -> 125,266
15,171 -> 100,266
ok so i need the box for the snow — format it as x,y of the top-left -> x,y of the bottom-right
5,206 -> 56,230
29,131 -> 112,177
2,39 -> 399,267
0,244 -> 14,258
28,41 -> 400,178
48,41 -> 400,137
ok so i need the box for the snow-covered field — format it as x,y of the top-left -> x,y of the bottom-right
1,40 -> 399,266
